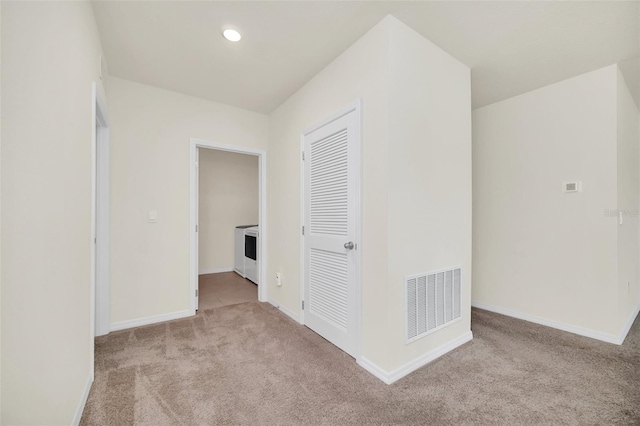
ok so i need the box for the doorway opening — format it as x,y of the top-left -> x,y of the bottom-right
92,83 -> 111,341
197,149 -> 259,310
190,139 -> 267,314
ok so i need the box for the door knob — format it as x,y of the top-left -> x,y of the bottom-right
344,241 -> 354,250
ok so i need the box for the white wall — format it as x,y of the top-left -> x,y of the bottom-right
1,1 -> 106,423
198,149 -> 258,273
268,17 -> 392,369
268,16 -> 471,373
473,66 -> 624,338
107,77 -> 268,325
386,19 -> 471,370
617,67 -> 640,329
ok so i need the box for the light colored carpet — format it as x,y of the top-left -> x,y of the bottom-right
81,303 -> 640,425
198,272 -> 257,310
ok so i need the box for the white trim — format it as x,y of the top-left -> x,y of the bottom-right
471,301 -> 628,345
109,310 -> 192,332
90,84 -> 97,384
91,83 -> 111,336
354,99 -> 363,362
190,138 -> 268,316
356,357 -> 390,384
301,100 -> 361,137
299,99 -> 363,360
387,331 -> 473,383
71,373 -> 93,426
618,303 -> 640,344
268,299 -> 302,324
95,126 -> 110,336
357,331 -> 473,385
199,267 -> 234,275
299,138 -> 306,325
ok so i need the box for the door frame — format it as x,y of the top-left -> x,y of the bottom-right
189,138 -> 268,314
91,83 -> 111,347
299,99 -> 363,360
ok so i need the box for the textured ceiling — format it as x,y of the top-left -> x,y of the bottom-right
92,1 -> 640,113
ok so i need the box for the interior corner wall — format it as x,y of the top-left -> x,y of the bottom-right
268,15 -> 472,373
268,17 -> 392,370
472,65 -> 620,337
107,77 -> 268,325
386,17 -> 472,371
198,149 -> 258,273
1,1 -> 106,423
616,66 -> 640,328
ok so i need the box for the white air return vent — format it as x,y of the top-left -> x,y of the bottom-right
406,267 -> 461,343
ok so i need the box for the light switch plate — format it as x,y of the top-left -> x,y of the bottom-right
148,211 -> 158,223
563,181 -> 581,193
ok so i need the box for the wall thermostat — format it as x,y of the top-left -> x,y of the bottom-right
563,181 -> 581,193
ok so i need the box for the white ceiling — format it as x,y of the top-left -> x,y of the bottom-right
92,1 -> 640,113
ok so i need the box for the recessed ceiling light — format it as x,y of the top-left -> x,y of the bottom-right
222,28 -> 242,42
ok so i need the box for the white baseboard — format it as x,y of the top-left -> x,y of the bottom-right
268,299 -> 302,324
619,303 -> 640,344
356,357 -> 391,384
471,301 -> 630,345
357,331 -> 473,385
72,373 -> 93,426
199,267 -> 234,275
110,309 -> 193,332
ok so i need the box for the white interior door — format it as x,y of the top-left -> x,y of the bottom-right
303,108 -> 359,357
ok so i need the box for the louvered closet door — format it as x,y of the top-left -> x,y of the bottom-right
303,109 -> 359,357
